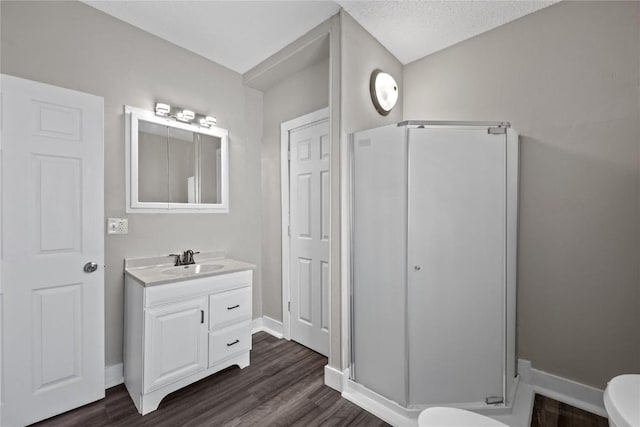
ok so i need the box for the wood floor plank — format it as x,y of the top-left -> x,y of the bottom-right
224,369 -> 324,426
31,336 -> 609,427
347,409 -> 389,427
31,332 -> 389,427
531,394 -> 609,427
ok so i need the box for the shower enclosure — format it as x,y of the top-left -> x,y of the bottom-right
349,121 -> 519,410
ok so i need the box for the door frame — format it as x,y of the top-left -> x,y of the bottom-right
280,107 -> 329,341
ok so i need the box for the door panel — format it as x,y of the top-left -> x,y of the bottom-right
144,297 -> 208,393
297,258 -> 312,323
31,100 -> 82,141
35,155 -> 82,252
32,283 -> 82,391
320,261 -> 329,332
289,119 -> 329,356
297,173 -> 312,238
407,127 -> 506,405
1,74 -> 104,427
320,170 -> 329,241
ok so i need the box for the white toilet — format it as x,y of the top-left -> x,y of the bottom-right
604,374 -> 640,427
418,407 -> 508,427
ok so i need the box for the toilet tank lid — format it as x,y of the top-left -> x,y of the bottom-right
604,374 -> 640,427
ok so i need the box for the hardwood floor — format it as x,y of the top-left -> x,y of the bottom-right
531,394 -> 609,427
31,333 -> 610,427
32,332 -> 389,427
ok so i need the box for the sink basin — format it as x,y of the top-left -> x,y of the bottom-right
161,263 -> 224,276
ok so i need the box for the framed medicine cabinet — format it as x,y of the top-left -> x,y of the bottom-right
125,105 -> 229,213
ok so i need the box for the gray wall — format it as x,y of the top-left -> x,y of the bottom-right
261,57 -> 330,321
0,0 -> 264,367
340,12 -> 403,135
336,11 -> 404,368
403,1 -> 640,388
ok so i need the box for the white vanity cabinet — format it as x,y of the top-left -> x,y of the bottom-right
124,268 -> 253,415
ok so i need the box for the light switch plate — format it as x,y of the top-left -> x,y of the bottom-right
107,218 -> 128,235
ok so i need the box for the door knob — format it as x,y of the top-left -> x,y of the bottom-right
83,262 -> 98,273
414,265 -> 421,271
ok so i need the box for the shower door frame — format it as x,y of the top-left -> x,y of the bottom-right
344,121 -> 519,411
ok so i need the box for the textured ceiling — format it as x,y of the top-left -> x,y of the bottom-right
338,1 -> 556,65
84,0 -> 556,74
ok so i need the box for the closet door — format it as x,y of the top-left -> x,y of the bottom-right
407,127 -> 506,405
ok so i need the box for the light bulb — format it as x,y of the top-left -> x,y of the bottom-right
370,70 -> 399,116
181,110 -> 195,121
155,103 -> 170,116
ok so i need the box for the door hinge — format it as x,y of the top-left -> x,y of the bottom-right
488,126 -> 507,135
288,225 -> 291,237
287,150 -> 291,161
288,301 -> 291,312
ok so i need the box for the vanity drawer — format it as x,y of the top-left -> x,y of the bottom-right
209,286 -> 251,329
209,322 -> 251,366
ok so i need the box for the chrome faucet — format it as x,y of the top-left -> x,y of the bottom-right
169,250 -> 200,266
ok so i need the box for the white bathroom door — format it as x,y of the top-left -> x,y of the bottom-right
407,127 -> 506,405
288,118 -> 330,356
1,74 -> 105,426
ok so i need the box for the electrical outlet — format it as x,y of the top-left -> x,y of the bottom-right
107,218 -> 128,235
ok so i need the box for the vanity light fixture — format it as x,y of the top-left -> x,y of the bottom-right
154,102 -> 217,128
177,109 -> 195,122
200,116 -> 217,127
155,102 -> 171,117
370,69 -> 399,116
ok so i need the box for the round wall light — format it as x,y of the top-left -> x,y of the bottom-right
370,69 -> 399,116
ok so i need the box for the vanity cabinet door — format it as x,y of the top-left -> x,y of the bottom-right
143,297 -> 208,393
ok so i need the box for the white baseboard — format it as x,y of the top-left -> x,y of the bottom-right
518,359 -> 606,417
342,376 -> 529,427
324,365 -> 344,392
251,316 -> 284,339
342,378 -> 417,426
105,363 -> 124,389
491,381 -> 536,427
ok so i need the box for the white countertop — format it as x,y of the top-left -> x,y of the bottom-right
124,252 -> 255,287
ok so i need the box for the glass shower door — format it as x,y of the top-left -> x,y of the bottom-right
407,127 -> 506,405
351,125 -> 408,406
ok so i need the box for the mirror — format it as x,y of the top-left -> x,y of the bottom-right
126,106 -> 228,213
